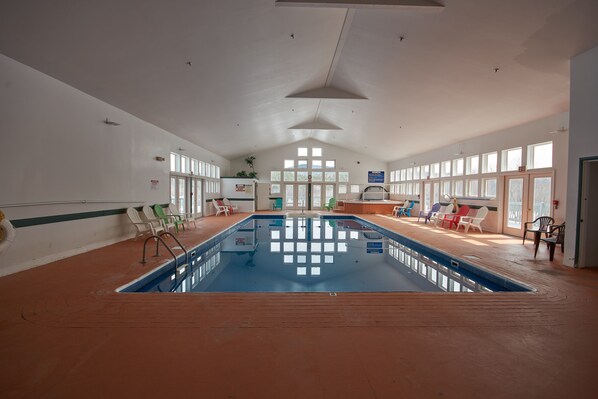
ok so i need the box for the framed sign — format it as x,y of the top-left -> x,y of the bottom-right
368,171 -> 385,183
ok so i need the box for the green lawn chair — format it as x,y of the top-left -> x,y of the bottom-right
154,204 -> 184,233
324,197 -> 336,211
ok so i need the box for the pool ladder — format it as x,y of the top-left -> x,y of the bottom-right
141,232 -> 189,272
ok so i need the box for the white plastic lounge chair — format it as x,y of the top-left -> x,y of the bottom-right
127,207 -> 163,237
457,206 -> 489,233
222,198 -> 238,214
168,203 -> 197,229
212,199 -> 230,216
431,203 -> 454,226
143,205 -> 173,233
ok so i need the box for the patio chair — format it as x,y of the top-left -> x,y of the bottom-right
127,207 -> 164,238
398,201 -> 415,217
534,222 -> 565,261
272,198 -> 283,210
140,206 -> 168,235
523,216 -> 554,244
456,206 -> 489,233
395,201 -> 410,217
213,199 -> 230,216
417,203 -> 441,224
431,203 -> 454,226
223,198 -> 238,214
154,204 -> 183,233
441,205 -> 470,229
168,203 -> 196,229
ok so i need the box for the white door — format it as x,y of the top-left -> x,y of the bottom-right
503,174 -> 552,237
579,160 -> 598,267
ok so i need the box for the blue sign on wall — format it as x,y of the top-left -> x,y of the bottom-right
366,242 -> 383,254
368,170 -> 385,183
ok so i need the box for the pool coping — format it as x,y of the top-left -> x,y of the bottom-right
116,214 -> 534,294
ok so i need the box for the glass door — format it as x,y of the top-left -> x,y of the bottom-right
312,184 -> 322,209
503,174 -> 552,236
191,178 -> 203,216
285,184 -> 295,209
297,184 -> 307,210
423,182 -> 431,211
284,184 -> 308,209
324,184 -> 335,209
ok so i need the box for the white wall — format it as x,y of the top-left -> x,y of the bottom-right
565,45 -> 598,267
220,178 -> 256,213
387,112 -> 570,233
0,54 -> 229,276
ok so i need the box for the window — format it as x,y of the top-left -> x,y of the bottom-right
325,172 -> 336,182
390,171 -> 396,182
442,180 -> 451,195
338,172 -> 349,182
338,185 -> 347,194
180,156 -> 189,173
298,147 -> 308,157
350,185 -> 360,193
283,171 -> 295,181
413,166 -> 420,180
396,170 -> 401,182
466,179 -> 479,197
423,165 -> 430,179
271,184 -> 281,194
406,183 -> 413,195
297,159 -> 308,169
199,161 -> 205,176
312,160 -> 322,169
441,161 -> 451,177
528,141 -> 552,169
406,168 -> 413,181
325,160 -> 336,169
466,155 -> 479,175
271,171 -> 281,181
170,153 -> 180,172
431,163 -> 440,178
453,180 -> 464,197
400,169 -> 406,181
297,171 -> 309,182
482,152 -> 498,173
502,147 -> 522,172
191,159 -> 199,175
452,158 -> 464,176
483,178 -> 497,198
311,172 -> 323,182
414,183 -> 420,195
284,160 -> 294,169
312,147 -> 322,157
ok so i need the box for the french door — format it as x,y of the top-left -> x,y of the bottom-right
170,176 -> 203,216
503,173 -> 552,236
285,184 -> 308,209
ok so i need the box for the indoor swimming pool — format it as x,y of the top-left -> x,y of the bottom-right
120,215 -> 530,293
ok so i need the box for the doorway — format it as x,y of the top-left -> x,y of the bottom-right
503,173 -> 552,237
577,158 -> 598,267
284,184 -> 308,210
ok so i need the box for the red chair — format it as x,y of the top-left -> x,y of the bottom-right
441,205 -> 470,229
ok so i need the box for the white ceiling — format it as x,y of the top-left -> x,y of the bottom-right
1,0 -> 597,161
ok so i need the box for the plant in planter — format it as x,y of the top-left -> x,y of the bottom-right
236,156 -> 257,178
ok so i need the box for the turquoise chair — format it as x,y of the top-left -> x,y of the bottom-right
325,197 -> 336,211
272,198 -> 283,210
398,201 -> 415,217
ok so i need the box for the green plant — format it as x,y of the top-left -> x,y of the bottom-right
237,156 -> 257,178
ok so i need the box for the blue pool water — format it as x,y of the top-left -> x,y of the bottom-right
120,216 -> 530,293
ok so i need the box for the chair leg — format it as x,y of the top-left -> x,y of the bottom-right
522,232 -> 526,245
549,243 -> 556,261
534,240 -> 540,258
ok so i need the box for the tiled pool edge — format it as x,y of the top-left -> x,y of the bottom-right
341,215 -> 534,293
117,214 -> 533,293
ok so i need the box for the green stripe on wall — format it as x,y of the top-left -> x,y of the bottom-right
10,204 -> 170,229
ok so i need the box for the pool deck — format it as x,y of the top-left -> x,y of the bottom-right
1,212 -> 597,398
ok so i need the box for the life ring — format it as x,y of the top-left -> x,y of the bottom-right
0,213 -> 16,254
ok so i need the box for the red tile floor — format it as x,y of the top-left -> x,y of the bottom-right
1,212 -> 597,398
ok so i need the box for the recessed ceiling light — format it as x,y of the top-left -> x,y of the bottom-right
494,67 -> 500,73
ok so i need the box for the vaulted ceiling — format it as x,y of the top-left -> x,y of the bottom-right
1,0 -> 597,161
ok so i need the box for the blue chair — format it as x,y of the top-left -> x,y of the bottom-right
398,201 -> 415,217
417,203 -> 441,223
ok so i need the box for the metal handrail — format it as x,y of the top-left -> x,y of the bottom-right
141,235 -> 177,267
159,232 -> 189,265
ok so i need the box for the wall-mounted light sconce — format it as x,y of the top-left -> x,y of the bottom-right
104,118 -> 120,126
155,156 -> 166,162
